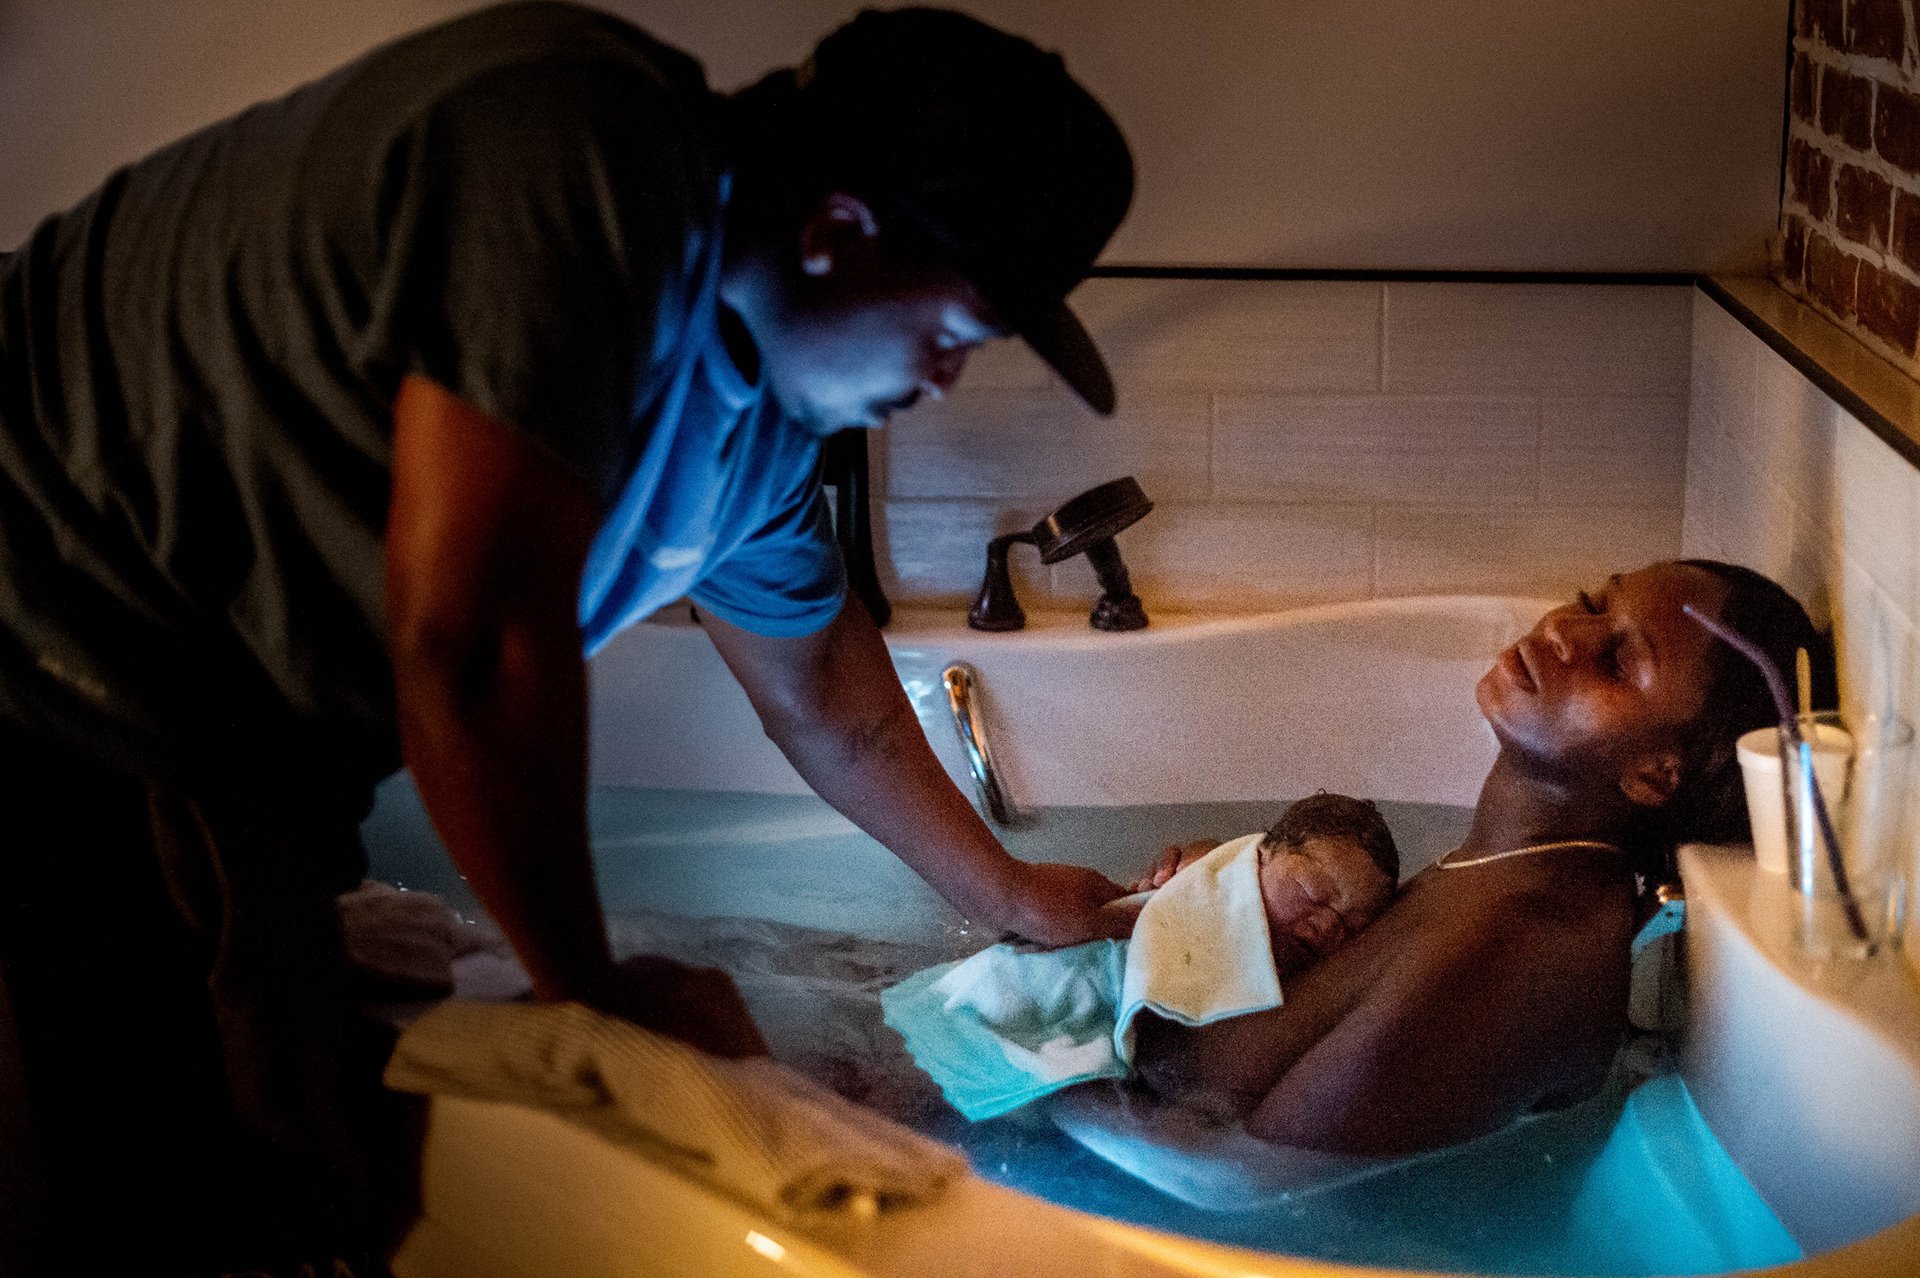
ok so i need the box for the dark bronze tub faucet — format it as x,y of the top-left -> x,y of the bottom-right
968,476 -> 1153,632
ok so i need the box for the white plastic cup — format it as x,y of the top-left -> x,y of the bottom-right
1736,721 -> 1852,875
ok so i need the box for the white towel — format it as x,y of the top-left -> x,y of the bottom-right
338,880 -> 518,1001
1115,832 -> 1284,1058
384,999 -> 967,1220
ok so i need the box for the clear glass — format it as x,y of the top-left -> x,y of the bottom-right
1782,711 -> 1914,959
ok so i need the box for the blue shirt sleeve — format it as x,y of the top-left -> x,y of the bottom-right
688,480 -> 847,638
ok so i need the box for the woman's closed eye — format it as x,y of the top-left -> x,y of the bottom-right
1575,590 -> 1629,679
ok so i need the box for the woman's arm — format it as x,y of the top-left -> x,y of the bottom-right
1130,839 -> 1224,892
1245,928 -> 1536,1154
1130,901 -> 1401,1107
1048,1086 -> 1385,1210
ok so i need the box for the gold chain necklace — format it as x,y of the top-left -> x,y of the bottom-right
1437,839 -> 1624,870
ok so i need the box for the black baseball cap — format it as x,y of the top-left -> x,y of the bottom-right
789,8 -> 1134,414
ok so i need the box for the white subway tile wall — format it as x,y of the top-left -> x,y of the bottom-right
883,386 -> 1211,501
876,279 -> 1691,611
1214,395 -> 1537,505
1375,505 -> 1684,597
1049,502 -> 1377,612
1383,283 -> 1693,395
1540,397 -> 1689,508
1681,288 -> 1920,963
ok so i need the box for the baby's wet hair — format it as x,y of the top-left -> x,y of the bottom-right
1260,791 -> 1401,885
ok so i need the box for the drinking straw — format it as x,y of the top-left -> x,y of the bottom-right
1682,605 -> 1868,940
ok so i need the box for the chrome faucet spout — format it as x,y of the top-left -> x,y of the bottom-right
943,663 -> 1013,824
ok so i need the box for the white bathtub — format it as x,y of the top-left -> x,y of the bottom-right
384,598 -> 1920,1278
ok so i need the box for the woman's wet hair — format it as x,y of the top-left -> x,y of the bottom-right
1640,560 -> 1834,877
1261,791 -> 1401,885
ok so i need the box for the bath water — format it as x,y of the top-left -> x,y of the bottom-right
363,781 -> 1803,1276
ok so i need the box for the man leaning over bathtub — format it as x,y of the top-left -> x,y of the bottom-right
0,5 -> 1137,1272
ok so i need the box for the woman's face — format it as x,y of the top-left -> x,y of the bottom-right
1476,562 -> 1730,798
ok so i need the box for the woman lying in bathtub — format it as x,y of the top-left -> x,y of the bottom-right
1117,558 -> 1826,1158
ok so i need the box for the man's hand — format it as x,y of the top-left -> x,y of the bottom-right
1130,839 -> 1224,893
583,954 -> 769,1059
1000,860 -> 1139,944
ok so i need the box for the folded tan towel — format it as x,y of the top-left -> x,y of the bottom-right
384,999 -> 967,1220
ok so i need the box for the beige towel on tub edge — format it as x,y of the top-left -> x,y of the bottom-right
383,999 -> 966,1222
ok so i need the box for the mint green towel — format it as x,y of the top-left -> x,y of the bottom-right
883,939 -> 1130,1119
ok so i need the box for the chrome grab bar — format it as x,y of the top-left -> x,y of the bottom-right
943,663 -> 1012,825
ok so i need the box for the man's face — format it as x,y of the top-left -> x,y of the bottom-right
749,197 -> 1005,434
1258,837 -> 1394,972
760,259 -> 1001,433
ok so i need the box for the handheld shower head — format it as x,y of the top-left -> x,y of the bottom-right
1030,476 -> 1154,563
969,477 -> 1153,631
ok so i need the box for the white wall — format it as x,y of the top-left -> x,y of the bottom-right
0,0 -> 1787,270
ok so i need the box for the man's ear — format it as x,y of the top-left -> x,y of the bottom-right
1619,750 -> 1684,809
797,192 -> 879,277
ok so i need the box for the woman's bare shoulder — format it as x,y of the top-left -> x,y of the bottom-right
1134,867 -> 1631,1142
1131,875 -> 1469,1104
1242,869 -> 1634,1153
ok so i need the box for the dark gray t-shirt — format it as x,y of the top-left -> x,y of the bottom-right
0,2 -> 732,807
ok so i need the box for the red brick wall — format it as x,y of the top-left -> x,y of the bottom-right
1781,0 -> 1920,374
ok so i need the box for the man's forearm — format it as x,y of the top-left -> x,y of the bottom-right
706,600 -> 1024,923
704,599 -> 1131,944
762,673 -> 1024,922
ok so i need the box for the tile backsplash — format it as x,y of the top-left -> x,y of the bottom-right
1682,288 -> 1920,959
874,279 -> 1692,614
1683,290 -> 1918,719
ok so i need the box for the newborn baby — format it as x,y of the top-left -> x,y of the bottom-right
883,794 -> 1400,1120
1136,792 -> 1399,976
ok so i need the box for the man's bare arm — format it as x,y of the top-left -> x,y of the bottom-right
700,600 -> 1135,945
387,374 -> 609,1000
386,374 -> 764,1055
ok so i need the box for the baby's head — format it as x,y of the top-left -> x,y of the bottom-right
1258,792 -> 1399,972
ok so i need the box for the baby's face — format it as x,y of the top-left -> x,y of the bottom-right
1259,836 -> 1395,972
